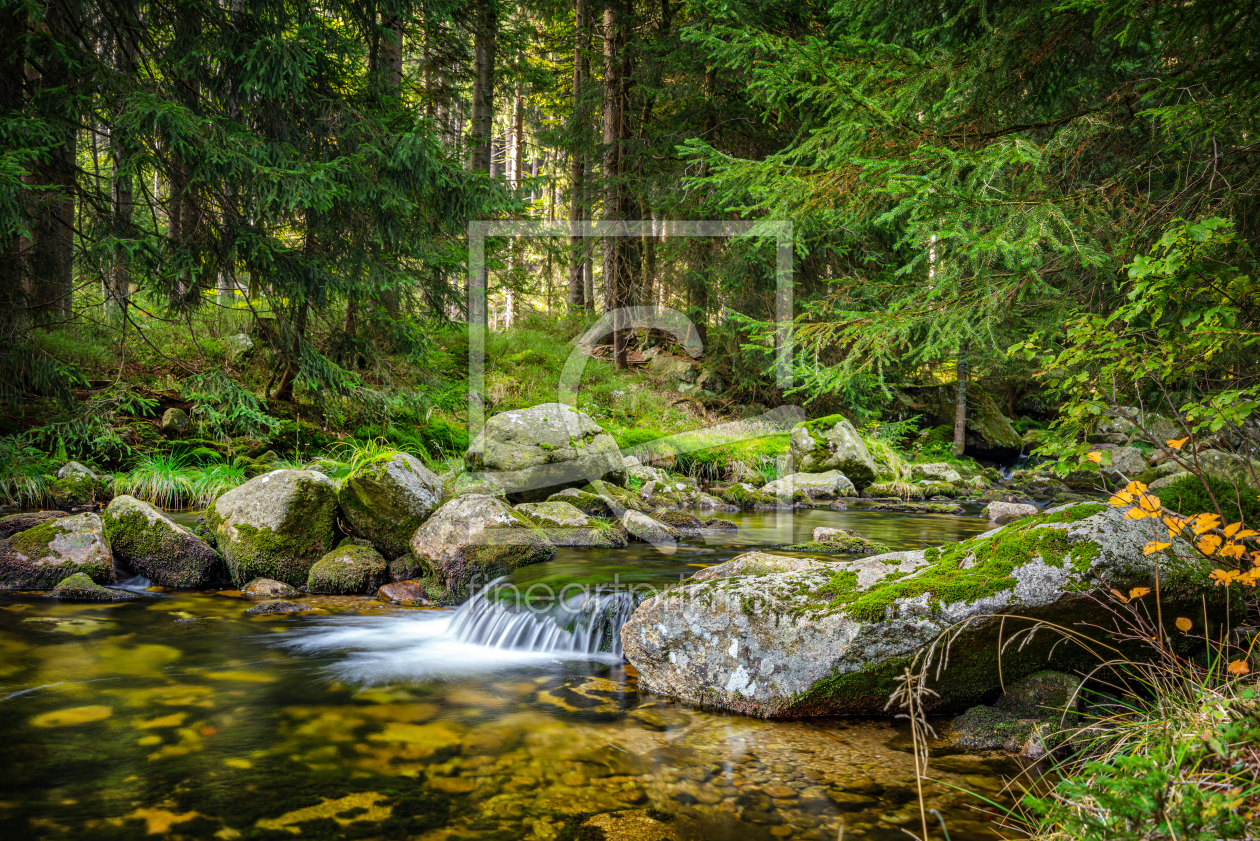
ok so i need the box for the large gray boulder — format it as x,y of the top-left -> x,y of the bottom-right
0,511 -> 68,539
465,403 -> 625,500
339,452 -> 442,557
103,495 -> 221,587
621,503 -> 1229,717
409,494 -> 555,600
1098,445 -> 1148,487
206,470 -> 339,587
982,501 -> 1039,525
1195,449 -> 1260,487
761,470 -> 856,501
911,463 -> 963,484
515,501 -> 629,548
785,417 -> 877,489
0,512 -> 115,589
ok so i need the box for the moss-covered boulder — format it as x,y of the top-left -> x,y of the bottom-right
545,487 -> 617,518
47,572 -> 136,601
464,403 -> 625,501
786,417 -> 877,489
408,494 -> 555,601
942,670 -> 1081,758
441,469 -> 506,499
621,503 -> 1232,717
514,501 -> 629,548
911,463 -> 963,483
51,471 -> 113,511
761,470 -> 857,501
102,495 -> 222,588
339,453 -> 443,558
779,527 -> 889,554
245,600 -> 312,616
0,513 -> 115,589
205,469 -> 339,587
0,511 -> 67,539
622,510 -> 680,546
306,544 -> 388,594
717,483 -> 786,510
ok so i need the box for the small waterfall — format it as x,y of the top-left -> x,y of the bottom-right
109,574 -> 157,594
1000,453 -> 1029,481
448,580 -> 636,658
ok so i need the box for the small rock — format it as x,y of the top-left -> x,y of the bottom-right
56,461 -> 98,480
911,463 -> 963,483
307,543 -> 387,595
47,572 -> 136,601
376,580 -> 441,606
241,578 -> 302,598
622,510 -> 680,545
982,501 -> 1039,524
245,600 -> 311,615
161,408 -> 190,438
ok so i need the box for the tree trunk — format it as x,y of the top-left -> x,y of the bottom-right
0,4 -> 26,336
602,0 -> 629,369
568,0 -> 588,311
26,0 -> 78,322
953,350 -> 969,458
275,217 -> 316,402
108,25 -> 134,321
468,0 -> 497,172
511,87 -> 523,188
382,14 -> 403,91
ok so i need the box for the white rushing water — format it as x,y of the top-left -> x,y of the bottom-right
280,580 -> 635,683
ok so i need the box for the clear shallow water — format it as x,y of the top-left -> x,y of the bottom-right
0,505 -> 1026,840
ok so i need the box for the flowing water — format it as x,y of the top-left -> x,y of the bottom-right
0,503 -> 1037,840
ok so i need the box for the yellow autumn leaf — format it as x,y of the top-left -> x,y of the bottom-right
1124,480 -> 1149,495
1138,493 -> 1162,514
1210,568 -> 1240,586
1225,521 -> 1243,538
1109,588 -> 1130,604
1128,587 -> 1151,600
1198,534 -> 1224,555
1227,659 -> 1251,676
1219,543 -> 1247,560
1143,541 -> 1171,556
1109,491 -> 1137,507
1175,617 -> 1192,632
1239,568 -> 1260,587
1191,513 -> 1222,534
1125,508 -> 1154,520
1087,451 -> 1103,463
1167,437 -> 1189,450
1234,528 -> 1259,539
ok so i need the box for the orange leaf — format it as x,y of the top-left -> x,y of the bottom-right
1225,521 -> 1243,538
1128,587 -> 1151,600
1125,508 -> 1154,520
1109,588 -> 1130,604
1227,659 -> 1251,676
1191,513 -> 1222,534
1167,437 -> 1188,450
1138,493 -> 1162,514
1087,451 -> 1103,463
1198,534 -> 1224,555
1175,617 -> 1192,632
1109,491 -> 1137,507
1219,543 -> 1247,560
1143,541 -> 1171,556
1210,568 -> 1239,586
1234,528 -> 1259,539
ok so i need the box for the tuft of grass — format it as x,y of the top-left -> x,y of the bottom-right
189,462 -> 247,507
0,435 -> 57,508
115,453 -> 196,510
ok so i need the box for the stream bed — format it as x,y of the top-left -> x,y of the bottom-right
0,503 -> 1036,840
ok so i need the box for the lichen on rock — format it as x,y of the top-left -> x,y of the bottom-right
621,503 -> 1232,717
0,512 -> 115,589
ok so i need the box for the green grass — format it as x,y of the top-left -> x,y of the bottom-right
114,453 -> 196,510
189,462 -> 248,507
0,435 -> 57,508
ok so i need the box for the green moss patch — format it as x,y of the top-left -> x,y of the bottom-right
307,544 -> 387,594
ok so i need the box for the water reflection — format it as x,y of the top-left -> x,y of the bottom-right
0,505 -> 1024,840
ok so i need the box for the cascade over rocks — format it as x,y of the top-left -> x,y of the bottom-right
409,494 -> 555,601
464,403 -> 625,501
621,503 -> 1231,717
103,495 -> 222,588
339,452 -> 443,557
0,513 -> 115,589
785,417 -> 877,489
206,469 -> 339,587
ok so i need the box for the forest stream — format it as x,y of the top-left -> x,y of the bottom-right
0,504 -> 1038,841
